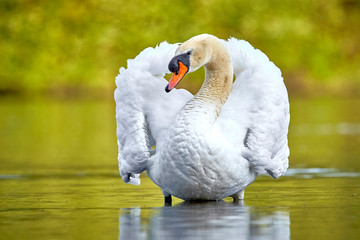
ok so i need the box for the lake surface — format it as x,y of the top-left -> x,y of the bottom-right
0,97 -> 359,240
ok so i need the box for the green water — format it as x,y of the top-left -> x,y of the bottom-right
0,97 -> 359,240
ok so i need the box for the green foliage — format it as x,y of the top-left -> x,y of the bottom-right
0,0 -> 359,96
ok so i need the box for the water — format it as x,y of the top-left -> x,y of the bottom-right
0,97 -> 360,239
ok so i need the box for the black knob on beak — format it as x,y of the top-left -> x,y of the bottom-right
168,53 -> 190,74
168,57 -> 179,74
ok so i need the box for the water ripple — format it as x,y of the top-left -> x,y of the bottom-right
285,168 -> 360,178
1,168 -> 359,181
292,122 -> 360,136
0,172 -> 118,180
0,174 -> 22,179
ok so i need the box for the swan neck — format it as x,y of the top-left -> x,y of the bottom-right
196,52 -> 233,106
176,38 -> 234,128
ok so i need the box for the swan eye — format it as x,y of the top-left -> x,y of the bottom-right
186,51 -> 192,56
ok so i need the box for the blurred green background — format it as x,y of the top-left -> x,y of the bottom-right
1,1 -> 360,239
1,0 -> 359,97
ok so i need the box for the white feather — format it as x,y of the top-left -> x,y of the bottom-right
114,35 -> 290,200
217,38 -> 290,178
115,42 -> 192,184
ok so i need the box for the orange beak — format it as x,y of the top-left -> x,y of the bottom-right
165,62 -> 189,92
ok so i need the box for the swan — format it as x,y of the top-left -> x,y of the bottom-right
115,34 -> 290,204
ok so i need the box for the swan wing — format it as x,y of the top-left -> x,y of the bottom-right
215,38 -> 290,178
115,42 -> 193,184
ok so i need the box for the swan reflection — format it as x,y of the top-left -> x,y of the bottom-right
119,201 -> 290,240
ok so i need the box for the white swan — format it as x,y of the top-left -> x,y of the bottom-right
115,34 -> 290,203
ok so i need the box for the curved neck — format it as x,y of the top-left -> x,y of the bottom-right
173,46 -> 233,135
193,47 -> 233,114
165,38 -> 234,160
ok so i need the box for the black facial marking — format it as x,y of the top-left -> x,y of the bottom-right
168,52 -> 191,73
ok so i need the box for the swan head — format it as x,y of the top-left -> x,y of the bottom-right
166,34 -> 216,92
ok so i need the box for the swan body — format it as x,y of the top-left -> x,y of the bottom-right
115,34 -> 290,201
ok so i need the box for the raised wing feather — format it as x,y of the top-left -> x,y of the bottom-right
216,38 -> 290,178
115,42 -> 193,185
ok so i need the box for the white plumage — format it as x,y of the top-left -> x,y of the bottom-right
115,34 -> 290,201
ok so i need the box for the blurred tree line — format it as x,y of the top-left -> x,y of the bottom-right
0,0 -> 359,97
